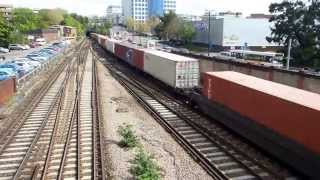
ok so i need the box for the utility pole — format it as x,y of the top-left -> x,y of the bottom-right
208,11 -> 211,57
286,38 -> 292,70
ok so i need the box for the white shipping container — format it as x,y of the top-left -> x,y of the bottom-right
144,50 -> 199,89
106,38 -> 117,53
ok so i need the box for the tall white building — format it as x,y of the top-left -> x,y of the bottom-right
163,0 -> 176,14
122,0 -> 149,22
122,0 -> 176,22
106,5 -> 123,24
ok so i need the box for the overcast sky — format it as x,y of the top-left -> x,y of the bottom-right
2,0 -> 283,17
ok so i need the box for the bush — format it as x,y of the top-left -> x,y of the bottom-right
130,149 -> 161,180
117,124 -> 139,148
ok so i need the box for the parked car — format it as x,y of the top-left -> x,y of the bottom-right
11,58 -> 38,69
0,63 -> 24,77
29,42 -> 38,48
23,45 -> 31,50
0,47 -> 9,53
0,68 -> 18,79
8,44 -> 26,51
0,55 -> 5,61
35,38 -> 46,46
10,61 -> 33,72
26,54 -> 49,61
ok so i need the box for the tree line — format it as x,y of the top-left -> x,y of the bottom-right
0,8 -> 88,47
125,11 -> 196,45
268,0 -> 320,68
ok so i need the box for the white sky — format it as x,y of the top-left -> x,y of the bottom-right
1,0 -> 283,17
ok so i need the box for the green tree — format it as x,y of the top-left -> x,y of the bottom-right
0,15 -> 13,47
267,0 -> 320,68
39,8 -> 66,26
155,11 -> 179,40
12,8 -> 41,33
9,31 -> 27,44
126,17 -> 135,31
70,13 -> 89,28
61,15 -> 84,35
178,21 -> 196,44
147,16 -> 160,33
136,22 -> 150,34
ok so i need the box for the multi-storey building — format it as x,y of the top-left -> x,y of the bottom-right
122,0 -> 149,22
163,0 -> 176,14
0,4 -> 13,20
122,0 -> 176,22
106,5 -> 123,25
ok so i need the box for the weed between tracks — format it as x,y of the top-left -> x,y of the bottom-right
117,124 -> 162,180
130,149 -> 161,180
117,124 -> 139,149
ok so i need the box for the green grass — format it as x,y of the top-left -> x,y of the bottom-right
117,124 -> 139,149
130,148 -> 162,180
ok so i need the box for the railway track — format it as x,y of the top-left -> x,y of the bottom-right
92,42 -> 300,180
0,40 -> 106,180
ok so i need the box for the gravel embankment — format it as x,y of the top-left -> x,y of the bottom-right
97,61 -> 213,180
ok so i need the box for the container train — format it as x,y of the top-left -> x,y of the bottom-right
91,33 -> 320,179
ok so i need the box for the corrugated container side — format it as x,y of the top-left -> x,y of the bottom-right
133,48 -> 144,70
176,61 -> 199,88
144,50 -> 199,89
202,72 -> 320,154
106,39 -> 115,53
114,43 -> 127,60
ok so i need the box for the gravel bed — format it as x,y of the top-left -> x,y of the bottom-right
97,61 -> 213,180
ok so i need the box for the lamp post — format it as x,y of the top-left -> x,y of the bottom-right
208,11 -> 211,56
286,37 -> 292,70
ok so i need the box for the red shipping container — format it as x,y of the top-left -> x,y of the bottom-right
114,43 -> 128,61
202,71 -> 320,155
132,48 -> 144,70
115,43 -> 144,70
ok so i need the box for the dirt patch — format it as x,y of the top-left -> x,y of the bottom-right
97,60 -> 213,180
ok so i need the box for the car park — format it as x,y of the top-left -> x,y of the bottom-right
0,47 -> 9,53
0,63 -> 25,77
0,68 -> 18,79
10,60 -> 35,72
0,70 -> 14,81
8,44 -> 26,51
35,38 -> 46,46
26,54 -> 49,61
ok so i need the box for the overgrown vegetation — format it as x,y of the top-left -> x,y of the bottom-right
268,0 -> 320,68
130,148 -> 162,180
117,124 -> 139,148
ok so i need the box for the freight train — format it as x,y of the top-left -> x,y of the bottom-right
91,33 -> 320,179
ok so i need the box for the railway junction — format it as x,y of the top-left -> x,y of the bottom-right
0,38 -> 317,180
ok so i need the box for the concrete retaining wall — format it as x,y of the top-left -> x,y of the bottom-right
0,78 -> 16,106
175,51 -> 320,94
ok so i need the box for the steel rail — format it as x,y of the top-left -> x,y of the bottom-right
90,42 -> 297,180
